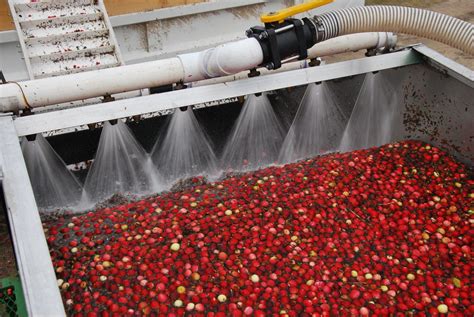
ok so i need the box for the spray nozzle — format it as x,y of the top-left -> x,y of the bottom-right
25,134 -> 37,142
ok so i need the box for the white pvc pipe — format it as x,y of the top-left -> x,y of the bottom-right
179,38 -> 264,82
0,83 -> 24,111
308,32 -> 396,57
0,33 -> 392,112
0,38 -> 263,111
191,32 -> 397,87
190,60 -> 310,87
0,58 -> 184,111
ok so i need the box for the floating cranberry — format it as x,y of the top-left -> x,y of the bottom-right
43,141 -> 472,316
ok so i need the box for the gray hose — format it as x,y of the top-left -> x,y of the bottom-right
313,5 -> 473,55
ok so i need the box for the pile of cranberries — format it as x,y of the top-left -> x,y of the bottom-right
44,140 -> 473,316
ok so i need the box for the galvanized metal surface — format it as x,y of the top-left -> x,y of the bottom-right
398,64 -> 474,164
0,115 -> 66,316
413,45 -> 474,88
13,49 -> 421,136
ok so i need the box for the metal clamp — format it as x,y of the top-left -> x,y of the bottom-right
287,18 -> 308,60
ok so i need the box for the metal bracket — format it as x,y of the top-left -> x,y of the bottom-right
101,94 -> 116,103
248,68 -> 261,78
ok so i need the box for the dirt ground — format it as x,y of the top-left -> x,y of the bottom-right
325,0 -> 474,69
0,0 -> 472,281
0,205 -> 16,278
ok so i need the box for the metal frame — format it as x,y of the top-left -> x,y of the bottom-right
13,48 -> 422,137
98,0 -> 125,66
0,115 -> 65,316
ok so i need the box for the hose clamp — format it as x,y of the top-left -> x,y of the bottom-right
307,16 -> 326,43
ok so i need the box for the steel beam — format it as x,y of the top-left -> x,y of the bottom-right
0,115 -> 65,316
13,49 -> 422,136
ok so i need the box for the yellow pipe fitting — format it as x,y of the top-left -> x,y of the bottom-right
260,0 -> 333,24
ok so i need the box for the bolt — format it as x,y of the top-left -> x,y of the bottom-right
266,62 -> 274,70
365,48 -> 377,57
308,57 -> 322,67
259,32 -> 268,40
26,134 -> 37,142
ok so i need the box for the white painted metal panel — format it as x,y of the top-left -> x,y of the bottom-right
0,115 -> 66,316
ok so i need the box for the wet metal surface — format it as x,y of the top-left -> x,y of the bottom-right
399,64 -> 473,165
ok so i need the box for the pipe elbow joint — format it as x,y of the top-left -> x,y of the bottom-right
178,38 -> 264,83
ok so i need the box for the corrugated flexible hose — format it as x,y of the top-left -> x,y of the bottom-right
313,5 -> 473,55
